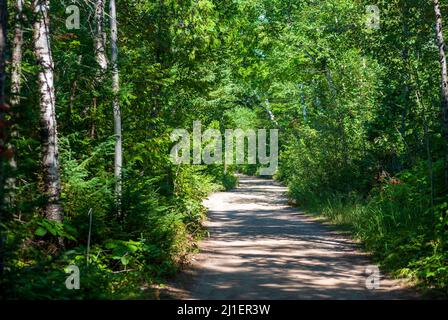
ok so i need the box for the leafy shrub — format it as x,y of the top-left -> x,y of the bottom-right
1,137 -> 229,299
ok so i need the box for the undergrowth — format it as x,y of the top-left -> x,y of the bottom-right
280,159 -> 448,297
0,140 -> 237,299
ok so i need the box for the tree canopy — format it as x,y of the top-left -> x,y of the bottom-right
0,0 -> 447,298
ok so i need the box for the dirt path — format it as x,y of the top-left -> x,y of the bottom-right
163,175 -> 419,300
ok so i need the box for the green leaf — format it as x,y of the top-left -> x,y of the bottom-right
121,256 -> 130,265
35,227 -> 48,237
105,242 -> 118,249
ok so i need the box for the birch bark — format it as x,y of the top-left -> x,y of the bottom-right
33,0 -> 62,221
109,0 -> 122,208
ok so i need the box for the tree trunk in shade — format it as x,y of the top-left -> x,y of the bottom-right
0,0 -> 7,278
109,0 -> 122,212
5,0 -> 24,210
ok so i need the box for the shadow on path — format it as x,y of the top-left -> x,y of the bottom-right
162,176 -> 419,300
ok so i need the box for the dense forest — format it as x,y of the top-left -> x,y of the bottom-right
0,0 -> 447,299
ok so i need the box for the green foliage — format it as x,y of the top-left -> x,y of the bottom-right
284,160 -> 447,295
2,0 -> 448,299
221,171 -> 239,191
269,0 -> 448,295
1,0 -> 237,299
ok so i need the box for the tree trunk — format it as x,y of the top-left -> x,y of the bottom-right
90,0 -> 108,139
0,0 -> 7,279
0,0 -> 8,104
0,0 -> 6,104
94,0 -> 108,72
11,0 -> 23,107
434,0 -> 448,193
0,0 -> 7,199
109,0 -> 122,211
5,0 -> 24,210
33,0 -> 63,222
399,0 -> 410,172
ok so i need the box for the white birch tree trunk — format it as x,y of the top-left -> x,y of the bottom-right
5,0 -> 24,209
109,0 -> 122,209
33,0 -> 63,222
11,0 -> 23,106
90,0 -> 108,138
94,0 -> 108,72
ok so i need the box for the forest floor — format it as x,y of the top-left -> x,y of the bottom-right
158,175 -> 420,300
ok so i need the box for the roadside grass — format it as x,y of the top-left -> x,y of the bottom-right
285,186 -> 448,298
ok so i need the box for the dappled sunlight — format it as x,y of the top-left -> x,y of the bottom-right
168,176 -> 418,300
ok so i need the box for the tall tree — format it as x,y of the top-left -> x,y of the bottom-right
11,0 -> 23,107
0,0 -> 7,279
91,0 -> 108,138
94,0 -> 108,71
109,0 -> 122,211
433,0 -> 448,193
5,0 -> 25,208
0,0 -> 6,105
33,0 -> 62,222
